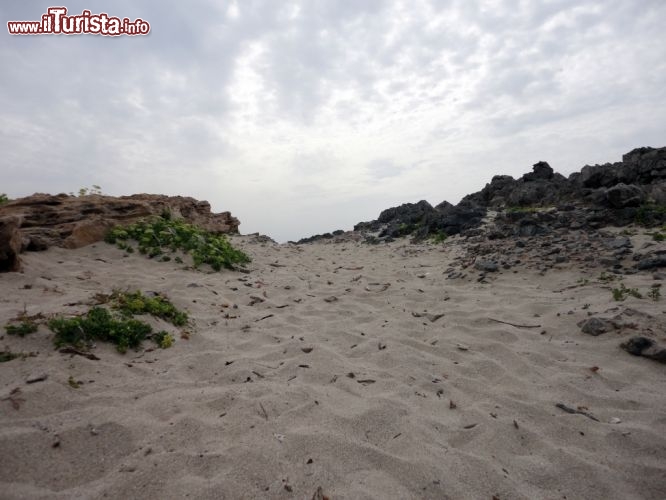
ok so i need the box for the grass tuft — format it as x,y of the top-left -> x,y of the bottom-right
611,283 -> 643,301
5,321 -> 38,337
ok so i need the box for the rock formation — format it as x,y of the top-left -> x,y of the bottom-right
333,146 -> 666,243
0,216 -> 23,272
0,193 -> 239,271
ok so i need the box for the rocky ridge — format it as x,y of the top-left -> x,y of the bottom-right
0,193 -> 239,272
298,146 -> 666,245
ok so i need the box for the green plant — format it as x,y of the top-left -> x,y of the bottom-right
0,350 -> 36,362
105,215 -> 250,271
397,222 -> 414,236
599,272 -> 617,283
68,376 -> 81,389
48,290 -> 185,354
0,351 -> 18,362
0,193 -> 9,205
611,283 -> 643,301
505,205 -> 553,214
648,286 -> 661,302
73,185 -> 103,196
110,290 -> 188,326
430,230 -> 448,243
5,320 -> 38,337
153,330 -> 174,349
48,307 -> 152,353
635,203 -> 666,226
651,232 -> 665,242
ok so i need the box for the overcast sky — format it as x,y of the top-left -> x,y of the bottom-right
2,1 -> 665,241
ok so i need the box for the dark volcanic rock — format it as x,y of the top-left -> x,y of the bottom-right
636,253 -> 666,270
620,337 -> 666,363
317,146 -> 666,244
474,260 -> 499,273
605,183 -> 645,208
377,200 -> 435,225
579,317 -> 615,336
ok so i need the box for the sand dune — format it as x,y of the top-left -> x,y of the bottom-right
1,234 -> 665,499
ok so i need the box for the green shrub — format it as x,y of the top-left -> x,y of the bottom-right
0,351 -> 18,362
110,290 -> 188,326
5,321 -> 38,337
48,307 -> 152,353
46,290 -> 185,354
0,193 -> 9,205
635,203 -> 666,226
153,330 -> 174,349
75,185 -> 103,196
430,230 -> 447,243
611,283 -> 643,301
599,272 -> 617,283
105,215 -> 250,271
648,286 -> 661,301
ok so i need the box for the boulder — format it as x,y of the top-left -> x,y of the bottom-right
377,200 -> 435,225
605,183 -> 645,208
63,219 -> 115,249
579,317 -> 615,336
0,216 -> 23,272
620,336 -> 666,363
474,260 -> 498,272
523,161 -> 554,181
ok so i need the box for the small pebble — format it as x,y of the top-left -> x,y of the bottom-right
26,373 -> 48,384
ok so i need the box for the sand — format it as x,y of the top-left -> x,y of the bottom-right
1,233 -> 665,499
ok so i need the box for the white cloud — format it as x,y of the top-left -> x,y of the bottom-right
1,0 -> 665,241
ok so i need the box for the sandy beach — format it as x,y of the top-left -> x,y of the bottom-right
1,230 -> 665,499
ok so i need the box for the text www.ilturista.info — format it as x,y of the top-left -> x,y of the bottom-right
7,7 -> 150,36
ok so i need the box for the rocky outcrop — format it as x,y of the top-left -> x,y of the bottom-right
0,193 -> 240,270
339,146 -> 666,244
0,216 -> 23,272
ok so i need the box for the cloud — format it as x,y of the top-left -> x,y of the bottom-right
1,0 -> 665,241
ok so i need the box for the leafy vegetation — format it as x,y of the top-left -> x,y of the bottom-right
48,291 -> 187,353
110,290 -> 188,326
153,330 -> 175,349
0,193 -> 9,205
0,351 -> 19,362
105,214 -> 250,271
49,307 -> 152,353
5,320 -> 38,337
635,203 -> 666,226
396,222 -> 417,236
430,230 -> 448,243
611,283 -> 643,301
0,349 -> 37,363
648,285 -> 661,302
69,185 -> 103,197
505,205 -> 553,214
598,272 -> 617,283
